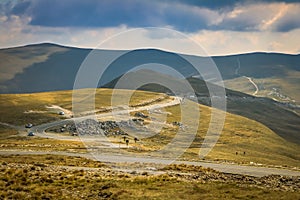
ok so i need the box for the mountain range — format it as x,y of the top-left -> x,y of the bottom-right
0,43 -> 299,144
1,43 -> 299,102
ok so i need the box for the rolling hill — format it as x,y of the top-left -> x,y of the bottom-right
104,70 -> 300,145
0,43 -> 299,104
0,88 -> 299,167
0,43 -> 299,145
213,53 -> 300,103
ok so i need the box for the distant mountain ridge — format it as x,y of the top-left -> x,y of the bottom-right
103,70 -> 300,145
0,43 -> 299,103
0,43 -> 299,144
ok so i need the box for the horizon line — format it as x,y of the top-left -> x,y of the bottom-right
1,42 -> 299,57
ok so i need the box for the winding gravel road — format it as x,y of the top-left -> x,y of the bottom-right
1,96 -> 300,178
30,96 -> 181,139
243,76 -> 259,96
234,58 -> 259,96
0,150 -> 299,178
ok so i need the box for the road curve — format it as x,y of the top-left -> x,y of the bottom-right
31,96 -> 181,138
243,76 -> 259,96
6,96 -> 300,178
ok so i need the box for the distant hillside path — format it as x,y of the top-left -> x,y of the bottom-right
235,58 -> 259,96
243,76 -> 259,96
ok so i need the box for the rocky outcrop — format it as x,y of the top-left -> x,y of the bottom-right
134,112 -> 149,118
48,118 -> 148,136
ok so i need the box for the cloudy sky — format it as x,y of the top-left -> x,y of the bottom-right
0,0 -> 300,55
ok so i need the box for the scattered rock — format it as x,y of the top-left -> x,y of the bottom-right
132,118 -> 144,125
134,112 -> 148,118
172,121 -> 183,127
48,119 -> 128,136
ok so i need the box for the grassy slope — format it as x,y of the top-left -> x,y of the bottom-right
224,77 -> 256,95
0,88 -> 167,126
0,89 -> 299,167
128,102 -> 300,168
188,77 -> 300,145
213,53 -> 300,103
109,74 -> 300,145
0,161 -> 298,199
0,125 -> 86,152
0,43 -> 68,83
224,72 -> 300,103
0,89 -> 299,199
1,44 -> 299,104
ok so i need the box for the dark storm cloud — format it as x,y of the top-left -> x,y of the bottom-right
277,20 -> 300,32
2,0 -> 300,32
16,0 -> 214,32
11,1 -> 31,15
159,0 -> 240,9
29,0 -> 154,27
273,8 -> 300,32
157,0 -> 300,9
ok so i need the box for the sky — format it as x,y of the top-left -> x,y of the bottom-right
0,0 -> 300,55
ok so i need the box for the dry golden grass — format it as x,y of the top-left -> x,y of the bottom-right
119,99 -> 300,168
225,72 -> 300,103
0,89 -> 167,126
0,162 -> 299,200
0,154 -> 105,168
0,89 -> 299,168
0,125 -> 18,139
0,125 -> 87,154
224,77 -> 256,95
0,136 -> 86,153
